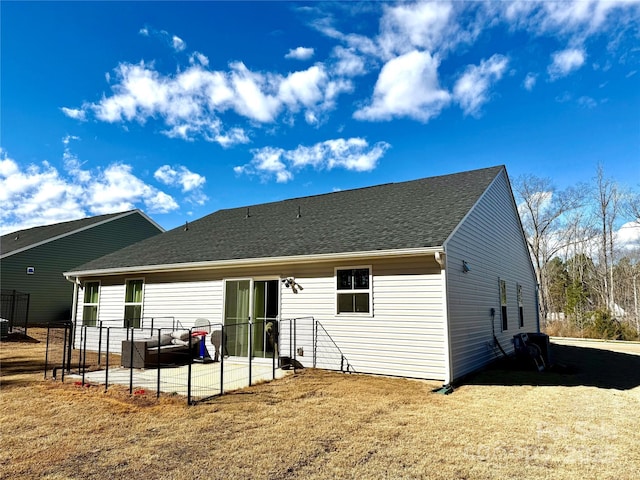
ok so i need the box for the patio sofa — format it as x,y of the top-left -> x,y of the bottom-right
121,330 -> 198,368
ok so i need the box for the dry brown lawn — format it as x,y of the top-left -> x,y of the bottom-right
1,329 -> 640,479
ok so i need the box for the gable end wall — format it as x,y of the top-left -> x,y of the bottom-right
445,171 -> 538,380
2,213 -> 161,324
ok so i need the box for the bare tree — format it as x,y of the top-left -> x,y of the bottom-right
514,174 -> 584,322
594,165 -> 622,314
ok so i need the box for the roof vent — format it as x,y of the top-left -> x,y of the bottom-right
296,205 -> 301,218
14,234 -> 19,240
184,221 -> 189,231
245,207 -> 251,219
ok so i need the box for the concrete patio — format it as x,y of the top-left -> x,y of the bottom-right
71,359 -> 291,400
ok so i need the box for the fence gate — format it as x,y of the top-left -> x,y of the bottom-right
1,289 -> 30,335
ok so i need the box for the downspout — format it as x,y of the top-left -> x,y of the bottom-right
66,275 -> 80,350
435,251 -> 454,393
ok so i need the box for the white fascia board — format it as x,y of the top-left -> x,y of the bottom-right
63,246 -> 445,280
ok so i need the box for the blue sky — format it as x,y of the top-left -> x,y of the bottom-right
1,1 -> 639,236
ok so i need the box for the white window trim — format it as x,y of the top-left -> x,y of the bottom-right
334,265 -> 373,316
82,280 -> 100,326
517,283 -> 524,329
499,278 -> 508,332
124,278 -> 145,328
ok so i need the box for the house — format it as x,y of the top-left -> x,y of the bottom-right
1,210 -> 164,326
63,166 -> 538,384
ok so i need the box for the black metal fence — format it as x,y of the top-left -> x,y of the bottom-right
44,316 -> 353,405
43,322 -> 73,381
1,289 -> 30,334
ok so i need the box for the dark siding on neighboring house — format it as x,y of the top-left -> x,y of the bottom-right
1,212 -> 162,324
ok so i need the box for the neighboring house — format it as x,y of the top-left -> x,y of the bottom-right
64,166 -> 538,384
1,210 -> 164,325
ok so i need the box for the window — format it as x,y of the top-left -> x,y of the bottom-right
517,284 -> 524,328
82,281 -> 100,327
500,279 -> 508,331
124,279 -> 144,328
336,267 -> 371,314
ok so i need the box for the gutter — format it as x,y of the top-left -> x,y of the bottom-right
64,246 -> 445,281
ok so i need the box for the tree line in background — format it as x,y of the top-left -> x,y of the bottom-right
514,165 -> 640,340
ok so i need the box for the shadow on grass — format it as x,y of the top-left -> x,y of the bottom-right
1,332 -> 40,343
467,343 -> 640,391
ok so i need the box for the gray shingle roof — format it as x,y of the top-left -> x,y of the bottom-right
1,210 -> 138,257
68,166 -> 504,274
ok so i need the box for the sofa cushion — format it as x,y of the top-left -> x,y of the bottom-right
171,330 -> 190,341
142,333 -> 173,348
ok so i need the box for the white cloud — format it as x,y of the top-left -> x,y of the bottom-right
577,96 -> 598,108
189,51 -> 209,67
523,73 -> 537,91
70,53 -> 354,145
354,50 -> 450,122
453,54 -> 509,117
279,66 -> 326,108
548,48 -> 586,79
0,148 -> 179,235
502,0 -> 639,39
331,46 -> 367,77
65,2 -> 640,146
172,35 -> 186,52
229,62 -> 281,123
139,26 -> 189,53
87,163 -> 179,214
617,221 -> 640,251
61,107 -> 87,121
235,138 -> 390,183
154,165 -> 206,192
285,47 -> 315,60
377,1 -> 455,58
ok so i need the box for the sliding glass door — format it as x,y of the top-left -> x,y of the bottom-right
223,278 -> 279,358
252,280 -> 279,358
224,280 -> 250,357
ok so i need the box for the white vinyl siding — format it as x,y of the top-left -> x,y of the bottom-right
444,171 -> 538,381
74,256 -> 446,380
143,280 -> 222,328
280,256 -> 446,380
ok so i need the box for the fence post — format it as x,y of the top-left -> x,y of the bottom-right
65,321 -> 73,374
10,290 -> 17,331
129,328 -> 134,394
24,293 -> 30,336
248,321 -> 253,387
289,319 -> 292,363
156,328 -> 161,399
105,327 -> 110,393
62,323 -> 69,382
44,325 -> 51,379
82,326 -> 88,386
78,326 -> 84,372
293,318 -> 297,373
220,325 -> 225,396
187,329 -> 193,405
97,321 -> 103,366
313,319 -> 317,368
